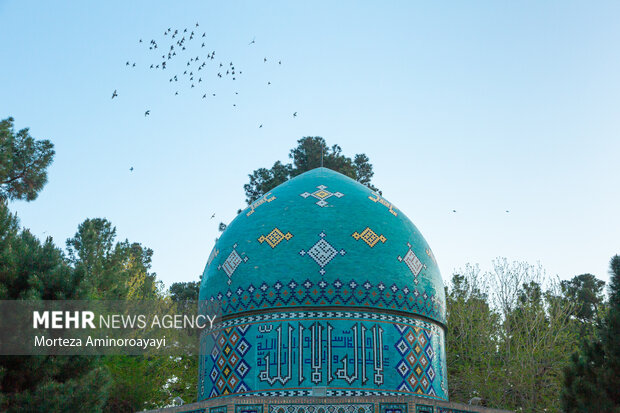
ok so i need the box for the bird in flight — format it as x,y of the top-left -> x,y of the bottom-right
130,167 -> 134,172
249,37 -> 256,45
111,90 -> 118,99
264,57 -> 267,62
211,213 -> 215,219
259,124 -> 263,128
452,210 -> 456,213
293,112 -> 297,117
144,110 -> 150,116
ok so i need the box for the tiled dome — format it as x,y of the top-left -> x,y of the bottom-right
198,167 -> 448,401
199,167 -> 446,324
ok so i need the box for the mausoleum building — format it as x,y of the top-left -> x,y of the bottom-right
142,168 -> 510,413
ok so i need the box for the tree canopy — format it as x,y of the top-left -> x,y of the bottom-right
243,136 -> 379,204
0,202 -> 111,412
0,117 -> 54,202
561,255 -> 620,412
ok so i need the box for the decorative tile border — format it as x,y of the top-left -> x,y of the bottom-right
268,404 -> 373,413
206,278 -> 444,324
380,403 -> 408,413
235,404 -> 264,413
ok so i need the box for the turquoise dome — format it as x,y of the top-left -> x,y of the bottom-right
199,167 -> 446,323
198,168 -> 448,401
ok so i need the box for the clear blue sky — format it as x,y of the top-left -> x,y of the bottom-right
2,1 -> 619,289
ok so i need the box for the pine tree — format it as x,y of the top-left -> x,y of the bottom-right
561,255 -> 620,412
0,117 -> 55,202
601,256 -> 620,407
0,202 -> 111,412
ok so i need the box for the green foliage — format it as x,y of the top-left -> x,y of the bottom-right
169,281 -> 200,303
561,255 -> 620,412
446,266 -> 501,404
0,202 -> 111,412
165,282 -> 201,405
66,218 -> 160,300
103,355 -> 173,413
447,259 -> 581,412
561,273 -> 606,337
0,117 -> 55,202
4,366 -> 110,413
243,137 -> 378,204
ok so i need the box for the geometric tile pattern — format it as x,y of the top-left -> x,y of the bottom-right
218,243 -> 249,285
300,184 -> 344,207
258,228 -> 293,248
397,242 -> 425,282
235,405 -> 263,413
215,311 -> 442,335
268,404 -> 373,413
207,247 -> 219,267
206,278 -> 445,324
200,168 -> 448,403
299,232 -> 346,275
380,403 -> 408,413
246,192 -> 277,217
351,227 -> 387,248
368,192 -> 398,216
202,325 -> 251,398
210,407 -> 227,413
394,324 -> 438,398
415,406 -> 434,413
199,314 -> 446,401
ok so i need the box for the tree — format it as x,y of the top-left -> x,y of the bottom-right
66,218 -> 160,300
243,137 -> 378,204
446,259 -> 578,412
0,117 -> 55,202
165,281 -> 201,404
169,281 -> 200,303
562,255 -> 620,412
0,202 -> 111,412
446,265 -> 501,405
561,273 -> 606,328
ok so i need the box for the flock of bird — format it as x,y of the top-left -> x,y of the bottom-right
110,25 -> 514,220
111,22 -> 295,123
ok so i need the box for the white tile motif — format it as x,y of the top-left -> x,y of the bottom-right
300,185 -> 344,207
218,243 -> 248,284
299,232 -> 345,275
397,242 -> 426,282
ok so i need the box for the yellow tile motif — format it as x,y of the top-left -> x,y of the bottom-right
314,190 -> 330,199
351,227 -> 387,247
368,192 -> 398,216
258,227 -> 293,248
